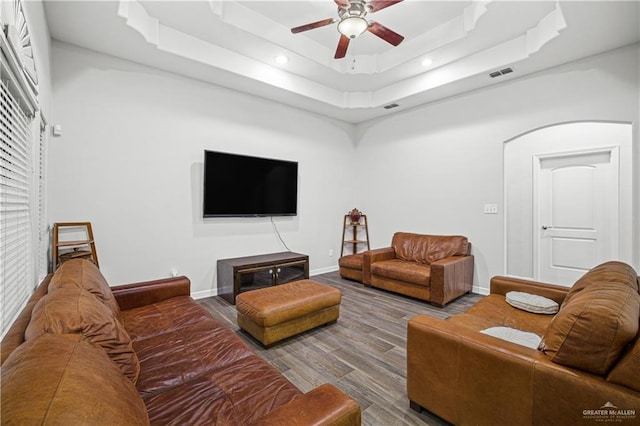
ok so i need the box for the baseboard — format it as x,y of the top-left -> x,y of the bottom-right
191,288 -> 217,300
310,265 -> 339,276
473,285 -> 490,296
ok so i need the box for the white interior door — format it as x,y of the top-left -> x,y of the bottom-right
535,148 -> 619,285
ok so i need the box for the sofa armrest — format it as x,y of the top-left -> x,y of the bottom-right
407,314 -> 541,425
362,247 -> 395,285
429,255 -> 474,307
490,276 -> 569,305
250,383 -> 361,426
112,276 -> 191,311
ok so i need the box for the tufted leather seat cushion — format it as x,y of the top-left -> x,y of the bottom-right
1,334 -> 149,425
25,286 -> 140,383
370,258 -> 431,286
143,355 -> 301,425
134,320 -> 254,397
120,296 -> 215,341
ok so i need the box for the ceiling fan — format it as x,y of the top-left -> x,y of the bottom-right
290,0 -> 405,59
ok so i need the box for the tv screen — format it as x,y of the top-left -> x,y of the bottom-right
203,150 -> 298,217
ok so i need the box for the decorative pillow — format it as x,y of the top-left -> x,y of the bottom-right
25,286 -> 140,383
539,282 -> 640,375
563,261 -> 639,307
480,326 -> 541,349
506,291 -> 559,314
48,259 -> 122,320
1,334 -> 149,425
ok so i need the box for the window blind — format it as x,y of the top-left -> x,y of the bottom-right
0,75 -> 34,335
37,120 -> 47,280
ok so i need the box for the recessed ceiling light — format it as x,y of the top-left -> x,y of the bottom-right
421,58 -> 433,67
275,55 -> 289,65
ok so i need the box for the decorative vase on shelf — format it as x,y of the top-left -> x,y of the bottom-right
348,208 -> 362,225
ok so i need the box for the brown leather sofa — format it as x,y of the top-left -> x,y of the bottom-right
364,232 -> 474,306
1,259 -> 361,425
407,261 -> 640,425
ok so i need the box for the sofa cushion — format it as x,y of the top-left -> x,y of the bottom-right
607,332 -> 640,392
563,260 -> 639,306
25,286 -> 140,383
463,294 -> 555,336
392,233 -> 469,265
506,291 -> 559,315
134,320 -> 254,397
143,355 -> 301,425
120,295 -> 214,341
539,282 -> 640,375
1,334 -> 149,425
370,259 -> 431,286
48,258 -> 122,320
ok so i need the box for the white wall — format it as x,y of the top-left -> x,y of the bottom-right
49,42 -> 356,296
49,40 -> 639,296
355,44 -> 640,293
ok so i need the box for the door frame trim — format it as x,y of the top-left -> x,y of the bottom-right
531,145 -> 619,280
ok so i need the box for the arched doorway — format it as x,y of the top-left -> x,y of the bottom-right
504,121 -> 633,285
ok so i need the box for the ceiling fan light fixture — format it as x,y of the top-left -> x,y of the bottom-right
338,17 -> 369,39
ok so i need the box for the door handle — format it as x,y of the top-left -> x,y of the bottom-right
542,225 -> 553,230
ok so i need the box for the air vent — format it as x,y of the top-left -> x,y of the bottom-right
384,103 -> 400,110
489,67 -> 514,78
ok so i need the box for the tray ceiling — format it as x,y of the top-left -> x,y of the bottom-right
44,1 -> 640,123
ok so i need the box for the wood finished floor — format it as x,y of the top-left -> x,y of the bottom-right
198,271 -> 483,426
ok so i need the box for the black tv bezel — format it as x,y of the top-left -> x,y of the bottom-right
202,150 -> 299,218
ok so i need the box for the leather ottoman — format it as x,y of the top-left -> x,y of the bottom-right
339,254 -> 364,282
236,280 -> 341,347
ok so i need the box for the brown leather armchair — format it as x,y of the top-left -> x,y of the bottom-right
363,232 -> 474,306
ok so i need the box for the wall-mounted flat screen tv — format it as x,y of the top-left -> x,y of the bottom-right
203,150 -> 298,217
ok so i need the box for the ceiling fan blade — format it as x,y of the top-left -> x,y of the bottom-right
334,35 -> 350,59
367,21 -> 404,46
334,0 -> 350,7
291,18 -> 336,34
368,0 -> 403,13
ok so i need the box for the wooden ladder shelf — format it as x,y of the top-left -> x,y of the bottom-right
340,214 -> 370,257
52,222 -> 99,270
